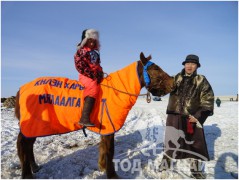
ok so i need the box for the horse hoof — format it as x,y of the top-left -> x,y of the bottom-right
109,174 -> 120,179
32,165 -> 42,173
22,174 -> 34,179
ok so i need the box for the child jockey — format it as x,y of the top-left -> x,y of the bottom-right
74,29 -> 103,127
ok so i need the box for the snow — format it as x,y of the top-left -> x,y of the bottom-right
1,97 -> 238,179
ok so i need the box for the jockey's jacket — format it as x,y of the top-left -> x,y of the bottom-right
74,47 -> 103,84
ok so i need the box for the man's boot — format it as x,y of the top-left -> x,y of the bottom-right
159,155 -> 172,172
79,96 -> 96,127
190,159 -> 206,179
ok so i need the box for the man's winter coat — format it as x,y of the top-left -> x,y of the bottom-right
164,69 -> 214,161
167,69 -> 214,124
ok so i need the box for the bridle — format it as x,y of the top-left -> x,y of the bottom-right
140,60 -> 169,99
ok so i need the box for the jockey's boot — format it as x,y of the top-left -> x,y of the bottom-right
79,96 -> 96,127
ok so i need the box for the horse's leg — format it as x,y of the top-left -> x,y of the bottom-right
15,91 -> 40,176
17,133 -> 33,179
98,136 -> 106,172
98,134 -> 118,179
28,138 -> 41,173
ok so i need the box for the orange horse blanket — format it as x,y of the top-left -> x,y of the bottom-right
19,62 -> 141,137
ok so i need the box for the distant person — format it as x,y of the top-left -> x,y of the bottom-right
216,97 -> 221,107
74,29 -> 104,127
160,54 -> 214,179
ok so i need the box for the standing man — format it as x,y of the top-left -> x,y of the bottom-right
216,97 -> 221,107
161,54 -> 214,179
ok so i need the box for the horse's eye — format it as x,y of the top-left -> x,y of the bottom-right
153,66 -> 160,70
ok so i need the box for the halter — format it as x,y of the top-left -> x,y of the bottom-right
140,60 -> 171,103
139,61 -> 154,103
143,61 -> 154,88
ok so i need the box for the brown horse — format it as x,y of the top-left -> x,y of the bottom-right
15,52 -> 174,179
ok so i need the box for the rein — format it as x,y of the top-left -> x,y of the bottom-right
100,60 -> 168,103
100,83 -> 151,103
100,60 -> 161,103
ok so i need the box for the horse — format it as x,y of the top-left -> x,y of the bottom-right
15,52 -> 174,179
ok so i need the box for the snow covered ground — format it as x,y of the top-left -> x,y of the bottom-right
1,97 -> 238,179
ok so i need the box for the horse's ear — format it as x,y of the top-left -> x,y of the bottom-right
140,52 -> 145,61
147,55 -> 152,61
140,52 -> 152,65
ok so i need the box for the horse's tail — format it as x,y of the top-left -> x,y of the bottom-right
15,90 -> 20,120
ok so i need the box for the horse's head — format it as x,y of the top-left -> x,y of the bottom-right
138,52 -> 175,97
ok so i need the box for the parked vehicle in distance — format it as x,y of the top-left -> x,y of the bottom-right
153,97 -> 162,101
